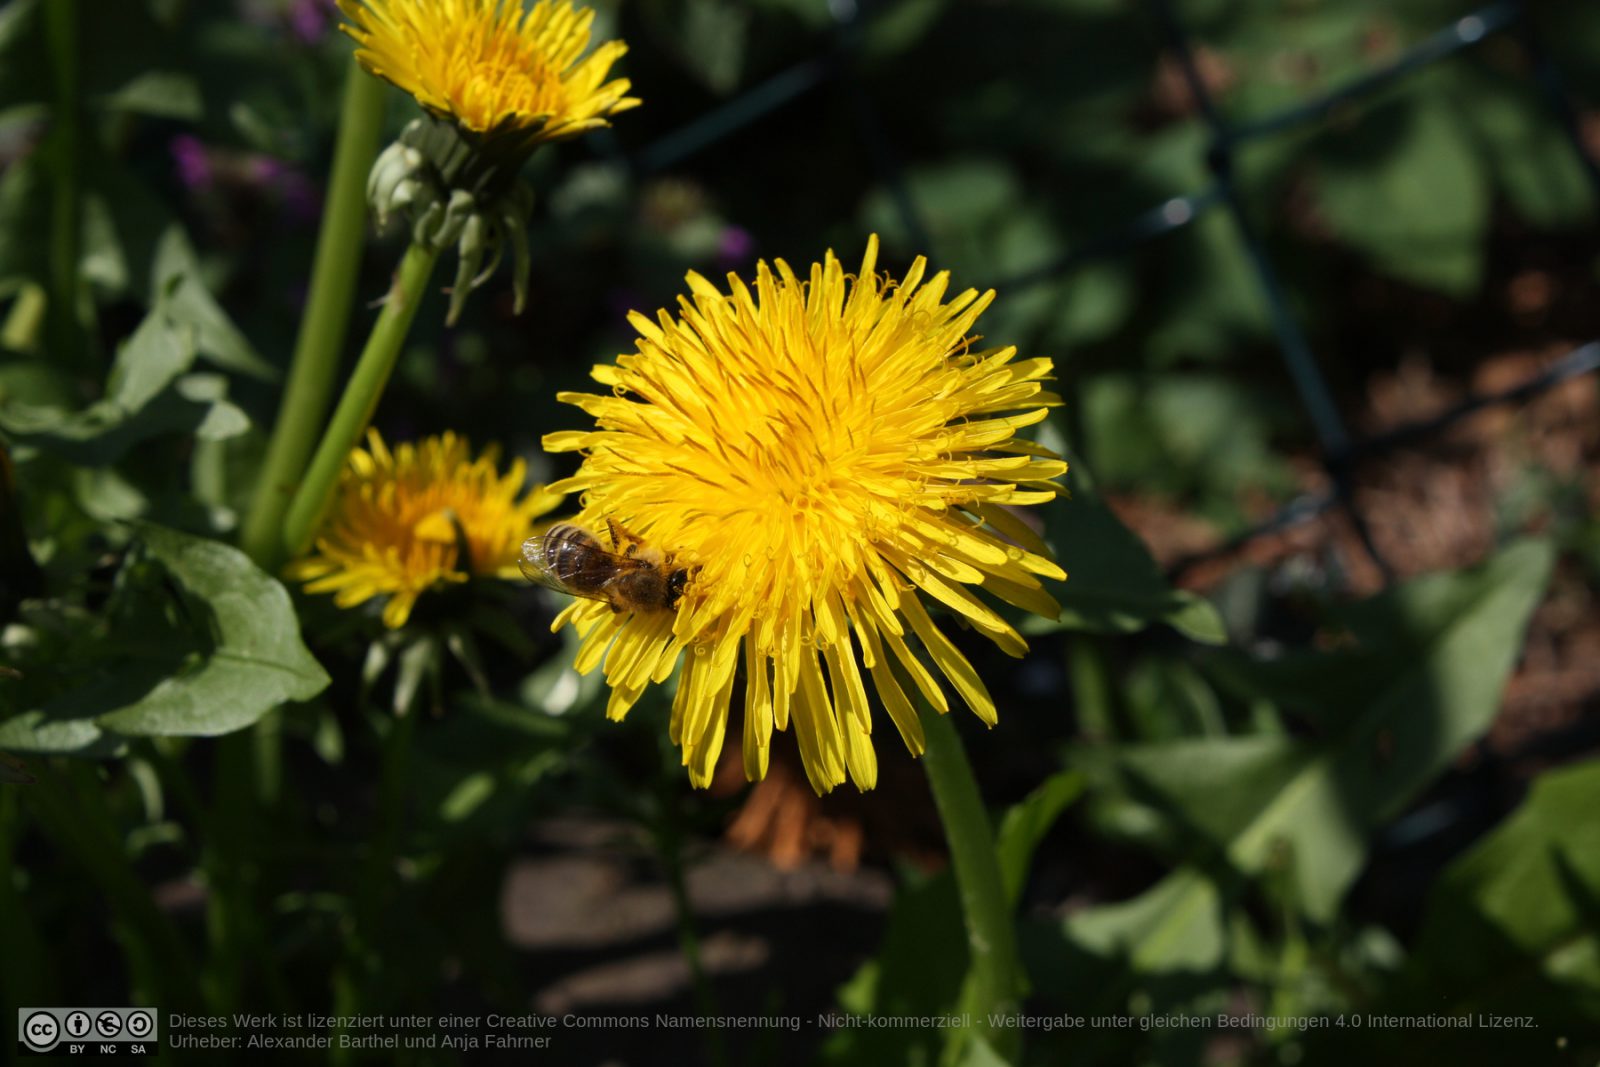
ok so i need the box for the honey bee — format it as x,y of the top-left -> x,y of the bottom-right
521,519 -> 691,614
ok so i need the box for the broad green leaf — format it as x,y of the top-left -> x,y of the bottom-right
0,311 -> 194,463
82,157 -> 174,300
1304,760 -> 1600,1062
106,308 -> 193,411
1027,437 -> 1226,645
1314,97 -> 1489,297
1460,74 -> 1596,229
0,670 -> 140,757
0,526 -> 328,751
1063,865 -> 1227,973
408,696 -> 574,846
954,1032 -> 1013,1067
995,770 -> 1084,906
0,309 -> 247,464
79,192 -> 131,294
860,0 -> 949,59
682,0 -> 749,94
1079,373 -> 1293,511
99,70 -> 202,120
95,525 -> 329,735
1406,760 -> 1600,1015
1047,261 -> 1135,346
150,228 -> 276,381
1099,539 -> 1554,939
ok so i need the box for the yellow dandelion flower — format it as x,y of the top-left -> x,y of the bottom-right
290,430 -> 562,629
338,0 -> 639,142
543,236 -> 1068,794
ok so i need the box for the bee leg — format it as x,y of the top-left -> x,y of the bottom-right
607,516 -> 641,557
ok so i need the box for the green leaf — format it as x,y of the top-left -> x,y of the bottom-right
0,285 -> 255,464
0,526 -> 328,752
683,0 -> 749,94
150,228 -> 276,381
1063,865 -> 1227,973
81,156 -> 174,300
95,525 -> 329,735
0,307 -> 248,464
98,70 -> 202,120
406,695 -> 574,845
1314,97 -> 1490,297
1100,539 -> 1555,942
953,1032 -> 1014,1067
1079,373 -> 1294,511
995,770 -> 1084,906
1305,760 -> 1600,1062
1027,434 -> 1226,644
1461,75 -> 1596,229
1406,759 -> 1600,1017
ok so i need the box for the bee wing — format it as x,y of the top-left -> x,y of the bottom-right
520,532 -> 642,603
519,535 -> 571,593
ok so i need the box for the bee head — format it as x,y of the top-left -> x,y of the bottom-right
666,567 -> 691,609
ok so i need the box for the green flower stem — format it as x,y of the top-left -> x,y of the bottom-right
920,705 -> 1025,1064
43,0 -> 86,368
241,63 -> 389,569
282,241 -> 440,558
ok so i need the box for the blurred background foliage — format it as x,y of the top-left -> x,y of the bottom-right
1,0 -> 1599,1064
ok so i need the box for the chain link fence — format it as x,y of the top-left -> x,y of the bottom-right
617,0 -> 1600,587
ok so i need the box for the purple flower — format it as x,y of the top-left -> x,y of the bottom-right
251,156 -> 322,225
715,225 -> 755,268
170,134 -> 212,191
288,0 -> 332,42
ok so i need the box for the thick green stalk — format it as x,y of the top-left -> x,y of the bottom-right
242,64 -> 389,569
43,0 -> 85,367
282,242 -> 440,557
920,705 -> 1024,1064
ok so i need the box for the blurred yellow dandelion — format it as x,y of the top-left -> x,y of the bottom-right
543,235 -> 1068,794
290,430 -> 562,629
338,0 -> 639,142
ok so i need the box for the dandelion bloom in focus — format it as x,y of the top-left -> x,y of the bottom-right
290,430 -> 562,629
543,236 -> 1067,794
337,0 -> 639,143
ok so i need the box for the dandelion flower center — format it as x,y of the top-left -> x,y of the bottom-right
545,236 -> 1067,794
